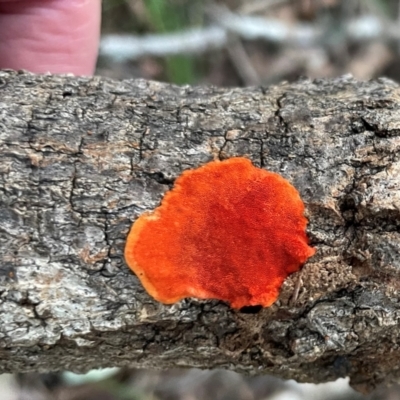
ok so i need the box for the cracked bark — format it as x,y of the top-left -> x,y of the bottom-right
1,70 -> 400,393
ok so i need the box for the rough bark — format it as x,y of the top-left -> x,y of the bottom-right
0,70 -> 400,393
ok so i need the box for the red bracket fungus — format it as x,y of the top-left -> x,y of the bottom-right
125,157 -> 315,309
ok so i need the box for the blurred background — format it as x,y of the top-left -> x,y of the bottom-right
99,0 -> 400,85
4,0 -> 400,399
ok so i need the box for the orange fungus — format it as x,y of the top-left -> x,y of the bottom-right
124,157 -> 315,309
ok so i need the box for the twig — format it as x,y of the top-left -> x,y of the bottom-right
100,27 -> 227,61
225,37 -> 261,86
206,3 -> 320,45
239,0 -> 290,15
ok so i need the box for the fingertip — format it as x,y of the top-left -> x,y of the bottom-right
0,0 -> 101,75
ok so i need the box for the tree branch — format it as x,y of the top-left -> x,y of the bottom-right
1,70 -> 400,393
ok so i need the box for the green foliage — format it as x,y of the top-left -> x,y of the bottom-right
365,0 -> 391,17
101,0 -> 204,84
144,0 -> 202,84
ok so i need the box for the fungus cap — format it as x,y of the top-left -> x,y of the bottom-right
125,157 -> 315,308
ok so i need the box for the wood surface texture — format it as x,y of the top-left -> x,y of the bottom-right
1,70 -> 400,392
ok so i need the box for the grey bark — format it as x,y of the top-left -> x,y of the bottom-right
0,70 -> 400,393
